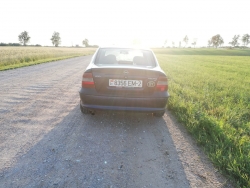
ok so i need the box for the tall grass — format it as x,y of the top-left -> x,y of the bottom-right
0,47 -> 96,70
156,51 -> 250,187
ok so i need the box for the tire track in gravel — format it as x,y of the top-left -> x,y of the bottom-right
0,56 -> 233,188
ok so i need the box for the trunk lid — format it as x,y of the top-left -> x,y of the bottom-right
92,67 -> 162,97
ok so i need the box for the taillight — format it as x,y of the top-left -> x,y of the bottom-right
156,76 -> 168,91
82,72 -> 95,88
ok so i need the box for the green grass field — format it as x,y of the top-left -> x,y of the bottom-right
155,49 -> 250,187
0,47 -> 97,71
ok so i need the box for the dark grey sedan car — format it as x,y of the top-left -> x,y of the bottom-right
79,47 -> 169,117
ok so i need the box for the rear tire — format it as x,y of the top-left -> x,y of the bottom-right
153,111 -> 165,117
80,103 -> 89,114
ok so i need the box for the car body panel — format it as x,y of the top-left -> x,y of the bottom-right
79,47 -> 169,113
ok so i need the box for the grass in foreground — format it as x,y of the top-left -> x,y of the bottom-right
0,47 -> 97,71
155,52 -> 250,187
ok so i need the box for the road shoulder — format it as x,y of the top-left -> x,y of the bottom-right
164,109 -> 234,188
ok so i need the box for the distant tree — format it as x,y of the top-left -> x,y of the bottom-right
208,40 -> 212,47
211,34 -> 224,48
183,35 -> 188,47
18,31 -> 30,46
172,41 -> 175,48
191,41 -> 196,48
179,41 -> 181,48
82,39 -> 89,47
0,42 -> 21,46
191,38 -> 197,48
164,39 -> 168,47
242,34 -> 250,47
219,38 -> 224,47
51,32 -> 61,47
229,35 -> 240,47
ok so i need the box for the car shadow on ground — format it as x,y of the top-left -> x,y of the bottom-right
0,105 -> 190,188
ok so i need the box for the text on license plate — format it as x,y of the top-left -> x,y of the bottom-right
109,79 -> 142,87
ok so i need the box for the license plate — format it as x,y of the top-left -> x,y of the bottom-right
109,79 -> 142,87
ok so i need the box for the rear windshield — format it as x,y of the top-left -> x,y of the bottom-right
94,48 -> 156,68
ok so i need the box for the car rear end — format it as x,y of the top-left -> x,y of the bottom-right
79,47 -> 169,116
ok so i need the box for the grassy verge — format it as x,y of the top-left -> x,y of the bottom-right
155,51 -> 250,187
0,47 -> 97,71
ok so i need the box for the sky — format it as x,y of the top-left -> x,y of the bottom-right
0,0 -> 249,47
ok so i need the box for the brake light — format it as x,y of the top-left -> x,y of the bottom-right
82,72 -> 95,88
156,76 -> 168,91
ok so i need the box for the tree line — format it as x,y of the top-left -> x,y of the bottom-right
165,34 -> 250,48
0,31 -> 96,47
2,31 -> 250,48
208,34 -> 250,48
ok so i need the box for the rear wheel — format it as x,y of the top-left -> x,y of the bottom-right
153,111 -> 165,117
80,102 -> 89,114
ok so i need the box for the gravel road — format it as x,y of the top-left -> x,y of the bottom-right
0,56 -> 232,188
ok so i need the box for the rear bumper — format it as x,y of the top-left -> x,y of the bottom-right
79,89 -> 169,112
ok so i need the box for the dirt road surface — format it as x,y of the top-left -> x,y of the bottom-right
0,56 -> 232,188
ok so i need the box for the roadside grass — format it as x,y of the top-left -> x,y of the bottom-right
0,47 -> 96,71
156,53 -> 250,187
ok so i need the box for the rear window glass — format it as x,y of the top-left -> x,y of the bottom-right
94,48 -> 156,68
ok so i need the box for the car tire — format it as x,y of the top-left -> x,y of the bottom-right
80,103 -> 89,114
153,111 -> 165,117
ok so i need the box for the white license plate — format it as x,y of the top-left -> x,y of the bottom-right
109,79 -> 142,87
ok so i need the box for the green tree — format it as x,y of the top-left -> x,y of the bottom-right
211,34 -> 224,48
18,31 -> 30,46
229,35 -> 240,47
51,32 -> 61,47
241,34 -> 250,47
183,35 -> 188,47
82,39 -> 89,47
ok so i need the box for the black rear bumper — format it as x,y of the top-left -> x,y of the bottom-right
79,88 -> 169,112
